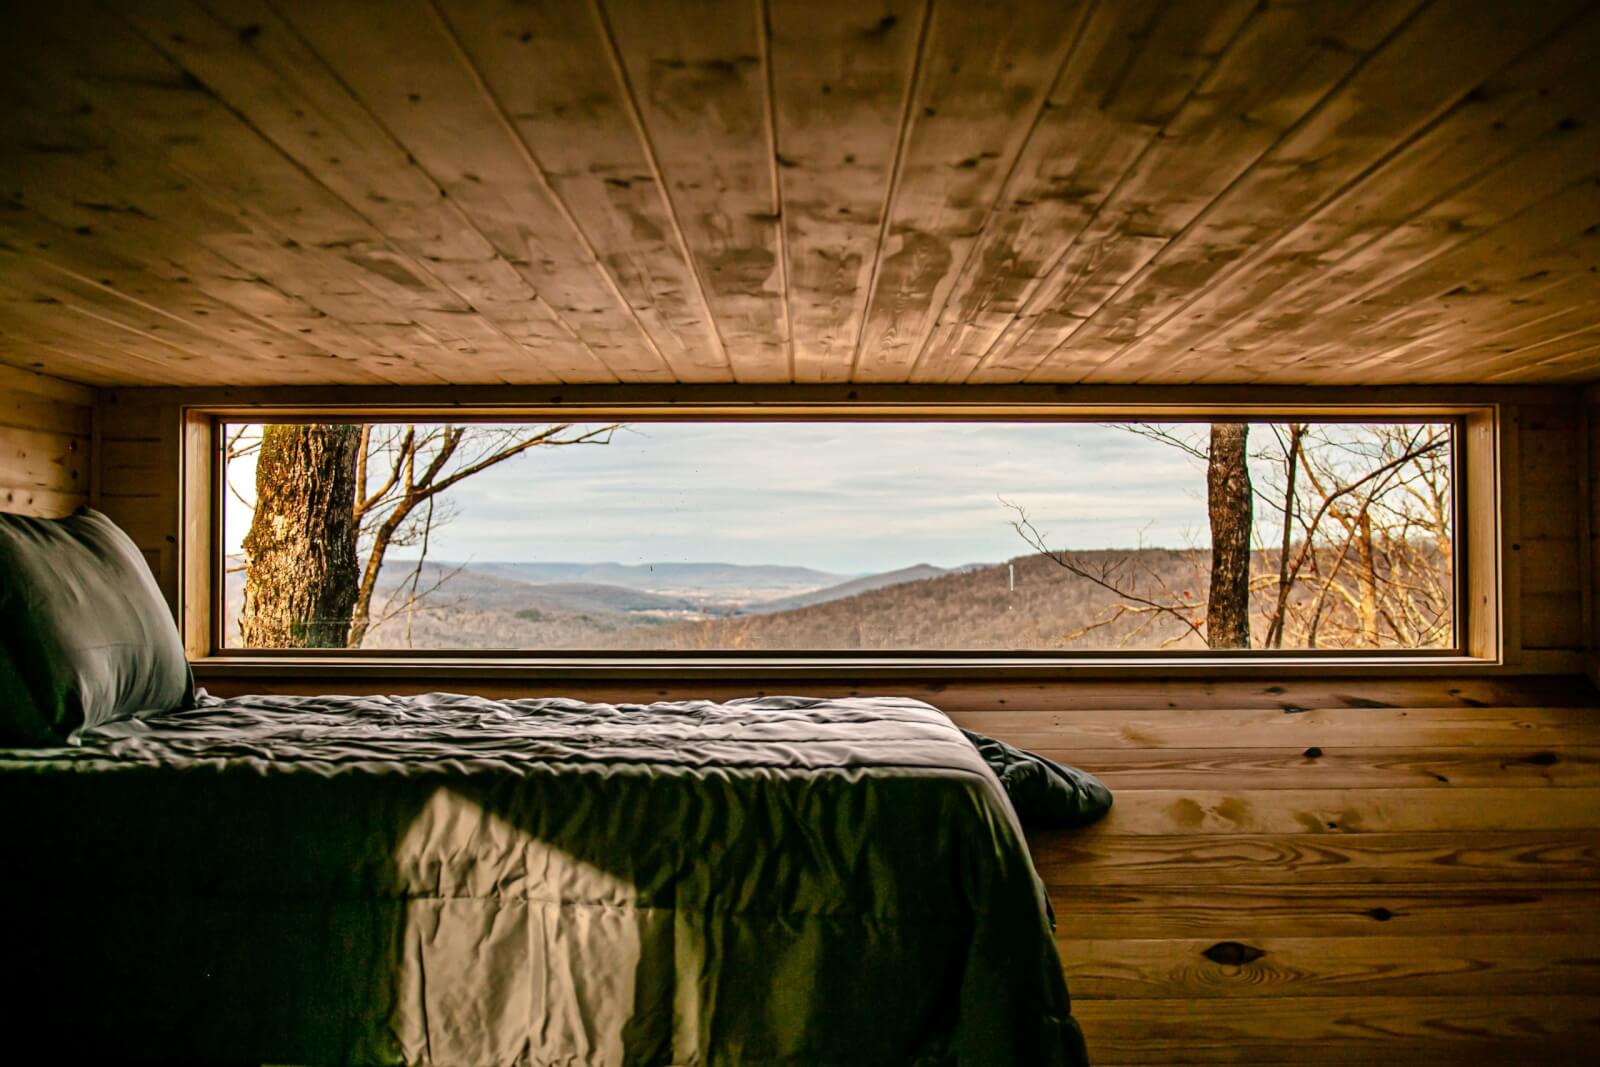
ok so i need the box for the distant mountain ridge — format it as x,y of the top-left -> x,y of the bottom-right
225,555 -> 922,648
610,549 -> 1210,651
461,560 -> 848,596
230,548 -> 1211,651
744,563 -> 952,614
225,546 -> 1448,653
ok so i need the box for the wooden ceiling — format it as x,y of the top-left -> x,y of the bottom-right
1,0 -> 1598,388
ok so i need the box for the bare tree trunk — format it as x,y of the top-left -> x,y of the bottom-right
1356,508 -> 1380,645
1206,422 -> 1253,649
346,506 -> 408,649
402,496 -> 435,649
239,424 -> 362,648
1266,424 -> 1304,648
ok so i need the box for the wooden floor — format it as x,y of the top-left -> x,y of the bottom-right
963,684 -> 1600,1065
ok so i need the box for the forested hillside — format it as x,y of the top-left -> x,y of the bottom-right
614,550 -> 1209,651
226,540 -> 1449,652
613,541 -> 1452,652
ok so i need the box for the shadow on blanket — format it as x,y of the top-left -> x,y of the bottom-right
3,695 -> 1090,1066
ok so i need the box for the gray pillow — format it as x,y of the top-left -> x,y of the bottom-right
963,729 -> 1113,828
0,508 -> 194,745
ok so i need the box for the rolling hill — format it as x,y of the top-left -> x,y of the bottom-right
742,563 -> 954,614
464,561 -> 847,599
227,545 -> 1443,652
226,556 -> 889,649
608,550 -> 1211,651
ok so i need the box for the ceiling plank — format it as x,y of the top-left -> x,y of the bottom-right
0,6 -> 497,385
1482,326 -> 1600,382
0,1 -> 1594,388
0,249 -> 365,385
0,118 -> 447,385
1130,2 -> 1600,385
243,0 -> 698,385
435,0 -> 733,382
1190,70 -> 1600,386
0,207 -> 410,386
958,0 -> 1285,384
1491,338 -> 1600,383
847,0 -> 1087,383
0,230 -> 384,385
765,0 -> 923,383
0,311 -> 209,387
1390,287 -> 1598,381
0,80 -> 408,382
908,0 -> 1240,383
116,0 -> 610,386
599,0 -> 789,382
968,0 -> 1430,384
1295,153 -> 1600,382
1273,175 -> 1600,383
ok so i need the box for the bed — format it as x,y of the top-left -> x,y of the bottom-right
0,690 -> 1090,1066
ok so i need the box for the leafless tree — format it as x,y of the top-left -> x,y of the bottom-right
1005,501 -> 1208,648
237,424 -> 363,648
1013,421 -> 1453,651
1261,423 -> 1451,648
231,422 -> 619,648
1206,423 -> 1253,648
344,423 -> 618,647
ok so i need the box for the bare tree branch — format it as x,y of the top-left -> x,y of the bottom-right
1003,498 -> 1207,642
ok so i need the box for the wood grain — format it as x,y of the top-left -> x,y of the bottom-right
1,1 -> 1595,387
1061,933 -> 1600,999
1073,994 -> 1600,1063
1062,787 -> 1600,836
849,0 -> 1085,383
600,0 -> 788,382
1040,746 -> 1600,790
1124,2 -> 1600,387
949,707 -> 1600,750
972,0 -> 1413,384
0,368 -> 92,517
767,0 -> 923,382
120,0 -> 617,386
1033,830 -> 1600,885
1019,683 -> 1600,1062
432,0 -> 732,382
1049,883 -> 1600,939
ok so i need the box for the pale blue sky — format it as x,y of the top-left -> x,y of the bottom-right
225,422 -> 1214,574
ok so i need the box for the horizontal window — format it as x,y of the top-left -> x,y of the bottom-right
217,418 -> 1459,656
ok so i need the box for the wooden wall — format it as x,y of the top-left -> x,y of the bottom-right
26,386 -> 1600,1061
183,672 -> 1600,1064
1006,677 -> 1600,1064
1514,399 -> 1587,673
1587,386 -> 1600,685
0,365 -> 93,517
94,395 -> 176,600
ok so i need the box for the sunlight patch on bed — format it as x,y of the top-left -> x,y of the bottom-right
392,787 -> 667,1067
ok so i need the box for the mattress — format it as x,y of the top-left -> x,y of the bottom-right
0,692 -> 1086,1066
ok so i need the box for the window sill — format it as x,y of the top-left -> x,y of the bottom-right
192,653 -> 1502,681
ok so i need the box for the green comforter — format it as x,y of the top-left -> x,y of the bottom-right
0,692 -> 1087,1066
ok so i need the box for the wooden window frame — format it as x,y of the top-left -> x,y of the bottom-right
180,395 -> 1501,678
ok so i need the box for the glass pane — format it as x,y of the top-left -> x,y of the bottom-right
220,420 -> 1454,652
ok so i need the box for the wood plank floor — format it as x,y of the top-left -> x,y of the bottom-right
950,691 -> 1600,1065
